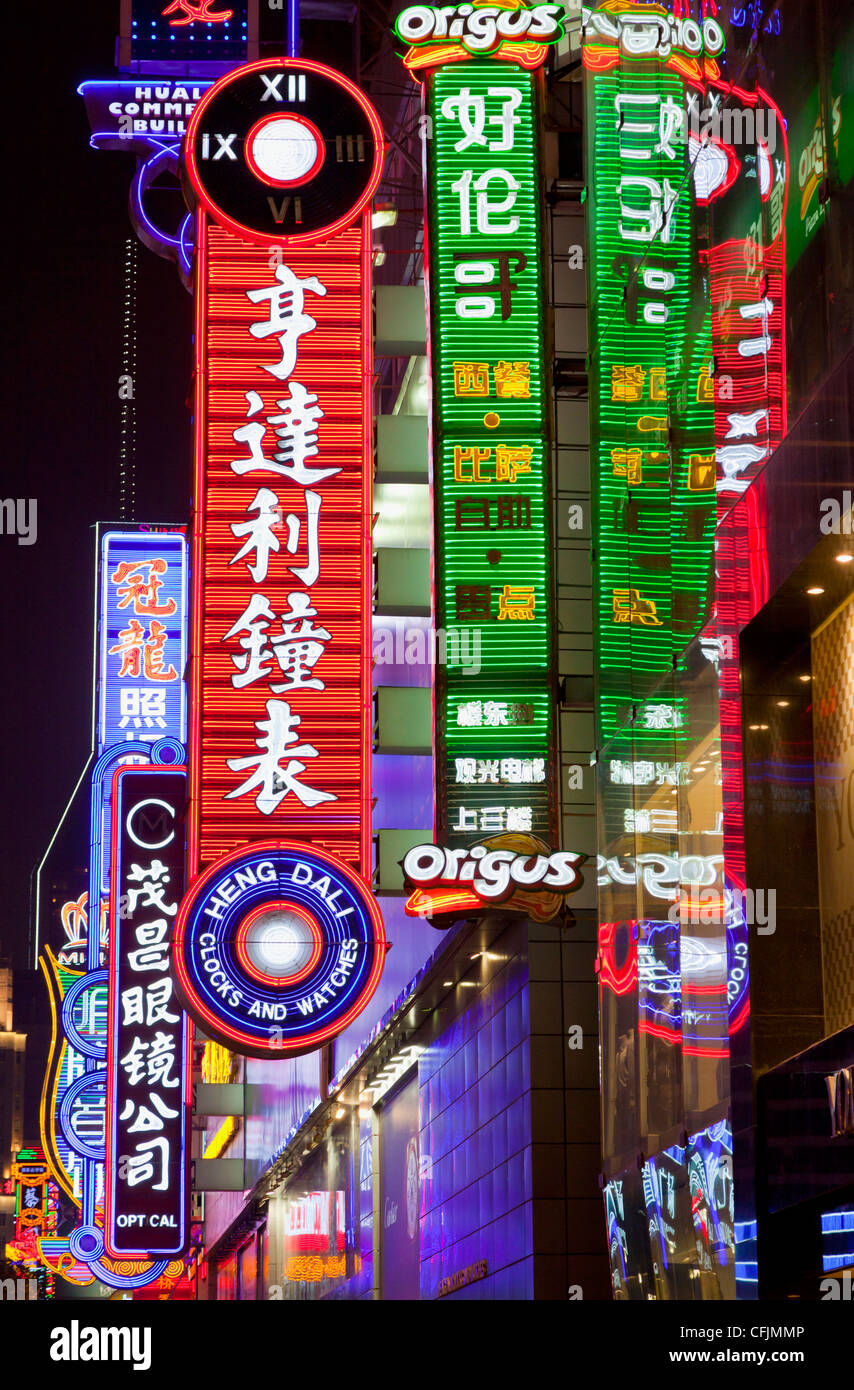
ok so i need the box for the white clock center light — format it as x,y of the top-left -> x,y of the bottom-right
247,114 -> 324,187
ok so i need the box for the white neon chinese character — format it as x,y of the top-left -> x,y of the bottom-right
440,86 -> 522,153
246,263 -> 327,381
615,92 -> 658,159
644,703 -> 682,730
123,1138 -> 171,1191
123,984 -> 180,1029
119,1092 -> 179,1134
127,935 -> 171,974
230,384 -> 339,485
225,592 -> 331,693
230,488 -> 281,582
118,688 -> 167,730
618,175 -> 678,243
452,168 -> 520,237
125,861 -> 177,916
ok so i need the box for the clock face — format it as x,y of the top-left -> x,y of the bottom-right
184,58 -> 385,245
171,842 -> 387,1059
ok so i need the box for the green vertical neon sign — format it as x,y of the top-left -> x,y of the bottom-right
584,39 -> 715,745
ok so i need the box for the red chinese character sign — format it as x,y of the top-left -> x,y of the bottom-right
107,766 -> 189,1258
177,59 -> 387,1055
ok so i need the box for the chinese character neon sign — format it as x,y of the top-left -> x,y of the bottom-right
582,5 -> 717,743
99,531 -> 188,755
106,766 -> 189,1258
175,58 -> 388,1056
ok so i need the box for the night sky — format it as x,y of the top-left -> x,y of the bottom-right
1,8 -> 193,967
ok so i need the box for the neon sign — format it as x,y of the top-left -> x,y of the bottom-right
163,0 -> 233,25
182,60 -> 384,879
99,531 -> 188,756
39,530 -> 190,1288
583,3 -> 716,743
403,836 -> 584,923
423,57 -> 556,846
12,1151 -> 50,1243
40,735 -> 189,1289
56,892 -> 107,970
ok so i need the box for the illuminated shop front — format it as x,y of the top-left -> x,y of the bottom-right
585,0 -> 854,1298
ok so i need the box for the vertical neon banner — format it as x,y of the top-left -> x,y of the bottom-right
172,58 -> 389,1058
583,11 -> 718,745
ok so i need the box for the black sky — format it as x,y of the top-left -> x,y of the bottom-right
1,7 -> 193,966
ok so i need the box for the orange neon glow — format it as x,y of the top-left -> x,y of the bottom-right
403,40 -> 547,74
404,885 -> 483,917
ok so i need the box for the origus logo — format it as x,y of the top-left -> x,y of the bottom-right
403,833 -> 585,924
395,2 -> 566,60
580,2 -> 725,84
